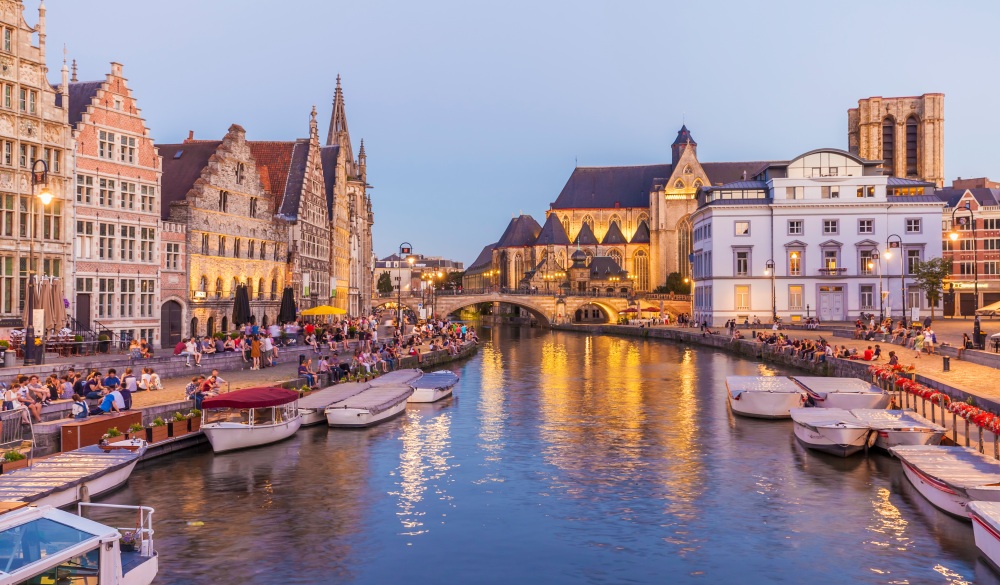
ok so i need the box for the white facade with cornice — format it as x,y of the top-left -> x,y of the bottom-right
691,149 -> 944,326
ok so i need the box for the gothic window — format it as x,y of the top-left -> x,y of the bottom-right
905,116 -> 919,177
633,250 -> 649,291
236,163 -> 246,185
683,165 -> 692,174
199,275 -> 208,291
882,117 -> 895,176
562,215 -> 570,237
607,249 -> 623,267
260,242 -> 267,260
637,212 -> 649,226
257,278 -> 265,299
609,215 -> 621,229
231,277 -> 239,298
219,190 -> 229,212
271,279 -> 278,300
512,253 -> 524,288
693,179 -> 703,189
250,197 -> 258,218
248,239 -> 255,259
215,277 -> 223,299
234,238 -> 242,258
217,235 -> 226,256
582,215 -> 594,231
674,179 -> 685,189
677,215 -> 693,279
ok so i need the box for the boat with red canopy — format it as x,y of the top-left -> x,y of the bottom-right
201,387 -> 301,453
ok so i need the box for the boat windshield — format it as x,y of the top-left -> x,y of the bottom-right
206,403 -> 297,426
0,517 -> 100,579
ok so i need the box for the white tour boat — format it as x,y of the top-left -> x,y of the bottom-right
297,381 -> 370,427
725,376 -> 806,419
408,370 -> 460,403
201,387 -> 302,453
791,376 -> 890,409
891,445 -> 1000,517
790,408 -> 874,457
367,369 -> 423,387
0,501 -> 157,584
850,409 -> 946,450
325,384 -> 414,427
0,440 -> 147,509
968,501 -> 1000,573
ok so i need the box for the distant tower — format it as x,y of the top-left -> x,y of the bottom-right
671,125 -> 697,166
848,94 -> 944,187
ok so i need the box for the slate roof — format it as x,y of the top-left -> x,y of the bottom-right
551,161 -> 773,210
630,220 -> 650,244
672,125 -> 697,147
601,221 -> 628,245
589,256 -> 626,278
158,141 -> 222,220
467,243 -> 497,272
65,81 -> 103,128
935,188 -> 1000,208
535,213 -> 570,246
574,222 -> 599,245
496,215 -> 542,248
320,145 -> 340,220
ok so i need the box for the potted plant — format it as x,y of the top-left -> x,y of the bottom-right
188,409 -> 202,433
127,423 -> 144,440
119,530 -> 139,553
102,427 -> 124,444
168,412 -> 189,437
1,450 -> 28,473
146,417 -> 168,443
347,325 -> 357,339
299,385 -> 309,397
97,333 -> 111,353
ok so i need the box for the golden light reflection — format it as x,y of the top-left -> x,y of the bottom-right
932,564 -> 971,585
866,487 -> 910,552
390,410 -> 453,537
476,341 -> 507,479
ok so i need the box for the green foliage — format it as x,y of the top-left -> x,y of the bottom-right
105,427 -> 122,437
97,334 -> 110,342
911,257 -> 951,319
73,335 -> 83,343
173,412 -> 186,422
3,450 -> 25,462
663,272 -> 691,294
128,423 -> 144,433
0,340 -> 8,349
151,417 -> 166,427
189,409 -> 202,418
377,271 -> 394,294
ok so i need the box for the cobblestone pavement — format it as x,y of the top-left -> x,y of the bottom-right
126,361 -> 302,409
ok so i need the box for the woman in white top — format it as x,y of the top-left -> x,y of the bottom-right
139,367 -> 153,391
148,369 -> 162,391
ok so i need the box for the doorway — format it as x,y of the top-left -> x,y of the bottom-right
818,286 -> 844,321
75,293 -> 91,330
160,300 -> 182,349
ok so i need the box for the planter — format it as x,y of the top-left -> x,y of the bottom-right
1,458 -> 28,473
97,340 -> 110,353
120,541 -> 138,553
168,421 -> 189,438
188,417 -> 202,433
146,425 -> 169,444
105,434 -> 127,444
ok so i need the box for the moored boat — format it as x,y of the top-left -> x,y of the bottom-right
367,369 -> 423,387
408,370 -> 460,403
891,445 -> 1000,518
725,376 -> 806,419
325,384 -> 414,427
790,408 -> 874,457
201,387 -> 302,453
297,381 -> 370,426
850,409 -> 946,450
968,501 -> 1000,573
0,501 -> 157,584
0,441 -> 148,508
791,376 -> 890,409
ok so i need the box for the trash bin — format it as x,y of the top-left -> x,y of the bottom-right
977,332 -> 988,350
3,351 -> 12,368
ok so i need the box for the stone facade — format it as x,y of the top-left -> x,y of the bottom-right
848,94 -> 945,187
158,219 -> 186,347
0,1 -> 73,330
69,62 -> 161,345
159,124 -> 288,336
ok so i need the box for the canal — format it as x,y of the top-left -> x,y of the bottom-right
102,326 -> 998,584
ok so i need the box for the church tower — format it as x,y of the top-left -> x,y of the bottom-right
848,94 -> 944,187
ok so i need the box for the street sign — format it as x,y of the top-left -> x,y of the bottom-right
417,303 -> 423,309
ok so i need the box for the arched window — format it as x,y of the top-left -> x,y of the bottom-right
270,279 -> 278,300
608,214 -> 621,229
905,116 -> 919,177
683,165 -> 692,174
219,190 -> 229,212
260,242 -> 267,260
234,238 -> 242,258
693,179 -> 703,189
677,215 -> 693,280
258,278 -> 265,299
674,179 -> 685,189
273,244 -> 280,262
637,212 -> 649,226
634,250 -> 649,291
231,277 -> 239,299
562,215 -> 570,237
221,316 -> 228,333
235,163 -> 245,185
206,316 -> 215,336
512,253 -> 524,288
607,249 -> 623,267
582,215 -> 594,231
248,239 -> 255,259
882,117 -> 895,176
199,275 -> 208,291
215,277 -> 223,299
249,197 -> 258,218
190,317 -> 198,337
218,235 -> 226,257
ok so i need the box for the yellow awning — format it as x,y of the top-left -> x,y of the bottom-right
301,305 -> 347,316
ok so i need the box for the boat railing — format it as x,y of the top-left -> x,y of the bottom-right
0,408 -> 33,466
78,502 -> 156,556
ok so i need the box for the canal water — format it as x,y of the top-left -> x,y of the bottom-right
102,326 -> 998,584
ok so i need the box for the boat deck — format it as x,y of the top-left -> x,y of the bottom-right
725,376 -> 803,399
851,409 -> 946,432
790,408 -> 867,427
0,446 -> 142,503
792,376 -> 883,395
367,369 -> 422,387
412,371 -> 460,390
298,381 -> 371,410
891,445 -> 1000,489
328,385 -> 414,414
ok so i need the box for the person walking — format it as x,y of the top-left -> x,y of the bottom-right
250,335 -> 262,370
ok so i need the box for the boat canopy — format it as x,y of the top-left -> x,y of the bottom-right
792,377 -> 882,395
412,371 -> 460,389
891,445 -> 1000,489
790,407 -> 867,428
203,387 -> 299,409
850,409 -> 946,431
725,376 -> 802,399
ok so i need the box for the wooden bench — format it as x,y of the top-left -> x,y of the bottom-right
60,411 -> 142,452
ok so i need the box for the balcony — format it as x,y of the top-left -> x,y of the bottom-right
817,268 -> 847,276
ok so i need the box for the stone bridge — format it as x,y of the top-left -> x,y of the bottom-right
370,292 -> 692,326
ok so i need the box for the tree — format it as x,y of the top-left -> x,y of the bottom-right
376,271 -> 394,294
663,272 -> 691,294
910,257 -> 951,319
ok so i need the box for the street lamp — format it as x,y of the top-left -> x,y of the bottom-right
886,234 -> 903,321
871,250 -> 884,322
764,259 -> 776,324
24,160 -> 53,366
397,242 -> 413,334
949,201 -> 978,314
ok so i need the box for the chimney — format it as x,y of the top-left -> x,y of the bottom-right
186,130 -> 194,142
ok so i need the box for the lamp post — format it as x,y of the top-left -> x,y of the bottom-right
24,160 -> 53,366
949,201 -> 978,315
397,242 -> 413,334
886,234 -> 903,321
870,250 -> 884,322
765,259 -> 776,324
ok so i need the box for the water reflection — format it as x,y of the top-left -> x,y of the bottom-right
391,406 -> 454,537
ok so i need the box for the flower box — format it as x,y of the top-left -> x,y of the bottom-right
188,417 -> 202,433
168,421 -> 189,438
146,425 -> 169,443
1,457 -> 28,473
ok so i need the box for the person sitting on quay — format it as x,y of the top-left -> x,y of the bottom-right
140,338 -> 153,358
186,337 -> 203,367
45,374 -> 61,402
185,375 -> 206,409
863,346 -> 874,361
210,369 -> 228,393
202,336 -> 217,356
90,389 -> 119,416
223,336 -> 235,352
71,393 -> 88,420
873,344 -> 883,360
120,367 -> 138,410
7,383 -> 38,423
212,336 -> 224,354
61,374 -> 75,400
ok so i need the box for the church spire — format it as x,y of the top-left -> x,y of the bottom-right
358,139 -> 366,181
326,74 -> 349,147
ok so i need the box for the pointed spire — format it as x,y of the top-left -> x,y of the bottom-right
59,45 -> 68,97
358,139 -> 365,157
309,105 -> 319,141
71,59 -> 77,82
326,74 -> 349,147
37,1 -> 47,64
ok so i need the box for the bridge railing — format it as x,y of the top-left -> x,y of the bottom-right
372,290 -> 692,301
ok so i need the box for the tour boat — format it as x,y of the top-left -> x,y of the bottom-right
968,502 -> 1000,573
791,376 -> 890,409
325,384 -> 414,427
725,376 -> 806,419
297,381 -> 370,426
201,387 -> 302,453
408,370 -> 460,403
849,409 -> 946,450
367,368 -> 423,387
0,501 -> 157,584
0,441 -> 148,509
790,408 -> 874,457
891,445 -> 1000,518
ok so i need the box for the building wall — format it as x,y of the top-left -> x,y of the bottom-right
0,2 -> 72,331
159,220 -> 186,347
848,94 -> 945,187
71,62 -> 161,344
294,119 -> 331,310
940,191 -> 1000,315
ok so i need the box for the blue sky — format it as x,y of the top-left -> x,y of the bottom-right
43,0 -> 1000,266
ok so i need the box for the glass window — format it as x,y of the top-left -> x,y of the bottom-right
821,186 -> 840,199
735,285 -> 750,310
858,219 -> 873,234
906,218 -> 922,233
787,220 -> 802,235
734,221 -> 749,236
860,285 -> 874,310
789,285 -> 803,310
907,249 -> 921,274
860,250 -> 874,275
823,220 -> 838,235
824,250 -> 838,270
0,517 -> 99,574
735,251 -> 749,277
788,251 -> 802,276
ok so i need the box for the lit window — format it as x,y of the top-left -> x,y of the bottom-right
734,221 -> 750,236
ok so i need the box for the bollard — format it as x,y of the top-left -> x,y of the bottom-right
943,356 -> 950,372
953,413 -> 958,444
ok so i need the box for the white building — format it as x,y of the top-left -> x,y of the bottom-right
691,149 -> 943,326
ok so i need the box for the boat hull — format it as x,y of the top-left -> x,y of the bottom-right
32,459 -> 141,509
873,428 -> 945,450
408,386 -> 454,403
202,416 -> 302,453
122,553 -> 159,585
729,391 -> 804,419
969,503 -> 1000,574
793,422 -> 871,457
298,408 -> 327,427
899,458 -> 970,518
816,393 -> 890,410
326,398 -> 408,427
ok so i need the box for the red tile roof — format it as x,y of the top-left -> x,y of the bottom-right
248,141 -> 295,198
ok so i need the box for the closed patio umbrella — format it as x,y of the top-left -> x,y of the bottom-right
278,286 -> 297,324
52,279 -> 67,329
40,279 -> 55,331
232,284 -> 252,327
